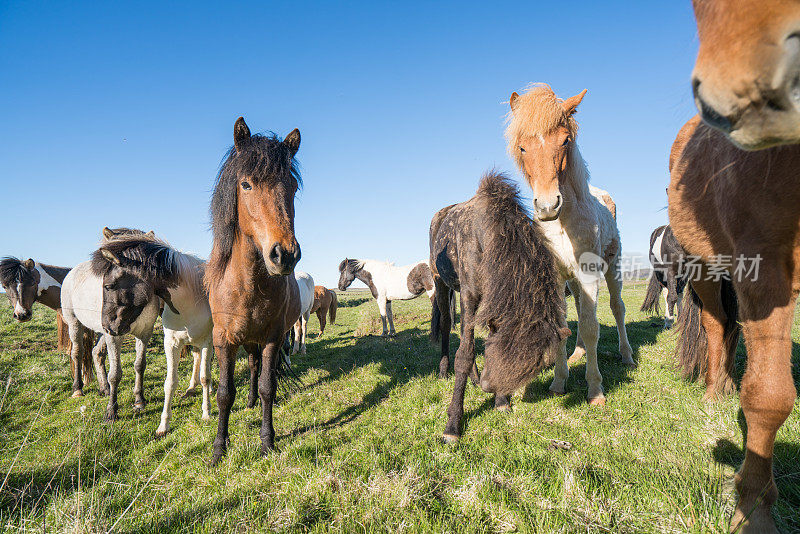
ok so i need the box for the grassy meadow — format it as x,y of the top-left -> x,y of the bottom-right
0,283 -> 798,533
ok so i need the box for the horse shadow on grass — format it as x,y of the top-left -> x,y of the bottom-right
519,319 -> 661,409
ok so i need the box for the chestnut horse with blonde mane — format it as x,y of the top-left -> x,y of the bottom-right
669,115 -> 799,533
205,117 -> 302,464
505,84 -> 634,406
309,286 -> 337,336
691,0 -> 800,149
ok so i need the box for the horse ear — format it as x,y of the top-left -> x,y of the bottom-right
146,230 -> 155,238
509,92 -> 519,111
233,117 -> 251,153
338,259 -> 347,271
284,128 -> 301,157
562,89 -> 587,116
101,249 -> 122,266
23,259 -> 35,270
102,227 -> 115,240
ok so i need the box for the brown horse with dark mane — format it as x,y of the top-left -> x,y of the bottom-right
205,117 -> 303,464
669,115 -> 799,533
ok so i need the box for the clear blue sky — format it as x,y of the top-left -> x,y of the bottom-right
0,1 -> 698,288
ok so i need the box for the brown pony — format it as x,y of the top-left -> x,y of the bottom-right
668,115 -> 799,533
309,286 -> 337,336
691,0 -> 800,149
205,117 -> 302,464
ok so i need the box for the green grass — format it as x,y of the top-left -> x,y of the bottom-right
0,283 -> 798,533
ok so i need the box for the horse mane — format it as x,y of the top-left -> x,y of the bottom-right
91,235 -> 204,296
0,257 -> 33,287
206,133 -> 302,287
338,258 -> 364,274
505,83 -> 591,198
473,171 -> 565,362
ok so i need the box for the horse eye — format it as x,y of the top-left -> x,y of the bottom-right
241,181 -> 252,190
562,138 -> 570,147
104,285 -> 114,291
519,146 -> 526,153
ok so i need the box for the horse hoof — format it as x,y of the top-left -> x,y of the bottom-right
71,390 -> 84,398
104,411 -> 117,423
548,389 -> 567,397
132,403 -> 146,413
98,388 -> 109,397
442,434 -> 460,445
182,388 -> 198,398
588,396 -> 606,407
154,429 -> 167,439
201,414 -> 211,422
621,358 -> 637,368
495,404 -> 512,413
211,451 -> 225,466
438,371 -> 448,380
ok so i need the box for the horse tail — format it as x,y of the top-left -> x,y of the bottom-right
80,330 -> 95,383
276,336 -> 303,395
328,291 -> 338,325
56,310 -> 71,354
640,274 -> 662,314
676,279 -> 739,380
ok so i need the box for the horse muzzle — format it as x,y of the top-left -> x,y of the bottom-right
534,195 -> 562,221
265,242 -> 301,276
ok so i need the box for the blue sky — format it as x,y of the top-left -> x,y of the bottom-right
0,1 -> 698,288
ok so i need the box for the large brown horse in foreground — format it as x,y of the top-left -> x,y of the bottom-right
205,117 -> 302,464
669,115 -> 799,533
691,0 -> 800,149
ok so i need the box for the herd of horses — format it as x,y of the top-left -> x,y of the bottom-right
1,2 -> 799,531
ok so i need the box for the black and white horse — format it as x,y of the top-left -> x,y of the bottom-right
641,224 -> 687,328
337,258 -> 434,336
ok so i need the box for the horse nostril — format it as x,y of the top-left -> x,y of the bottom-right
269,243 -> 283,266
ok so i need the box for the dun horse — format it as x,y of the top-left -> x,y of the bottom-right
337,258 -> 434,336
205,117 -> 302,464
505,84 -> 634,406
691,0 -> 800,149
669,115 -> 799,533
430,171 -> 569,441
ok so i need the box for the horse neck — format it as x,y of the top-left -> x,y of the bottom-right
34,262 -> 67,310
557,145 -> 592,220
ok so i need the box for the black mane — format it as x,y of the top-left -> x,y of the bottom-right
91,236 -> 182,287
338,258 -> 363,274
0,257 -> 33,287
207,133 -> 301,283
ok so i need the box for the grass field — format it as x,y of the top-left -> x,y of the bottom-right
0,283 -> 798,533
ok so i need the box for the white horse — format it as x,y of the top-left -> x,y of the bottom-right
337,258 -> 435,336
506,84 -> 634,406
291,270 -> 315,357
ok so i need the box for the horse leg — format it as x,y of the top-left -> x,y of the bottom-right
494,394 -> 511,412
259,340 -> 280,455
458,292 -> 479,385
567,279 -> 584,363
692,278 -> 731,400
199,343 -> 212,421
245,343 -> 261,409
730,272 -> 796,534
211,339 -> 238,465
376,296 -> 389,336
104,335 -> 123,422
300,313 -> 309,354
132,334 -> 150,411
605,263 -> 635,366
434,278 -> 452,379
386,301 -> 396,336
443,292 -> 476,443
291,320 -> 300,356
67,322 -> 85,398
546,286 -> 570,396
92,336 -> 109,395
578,280 -> 604,405
157,329 -> 182,437
317,308 -> 326,336
184,346 -> 202,396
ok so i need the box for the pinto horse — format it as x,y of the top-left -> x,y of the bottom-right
0,257 -> 94,379
505,83 -> 634,406
669,115 -> 799,533
337,258 -> 434,336
430,172 -> 568,442
640,225 -> 688,329
205,117 -> 302,464
691,0 -> 800,149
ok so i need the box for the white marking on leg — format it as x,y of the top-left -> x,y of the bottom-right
157,331 -> 181,436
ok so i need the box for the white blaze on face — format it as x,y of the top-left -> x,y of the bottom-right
35,264 -> 61,296
14,282 -> 26,316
